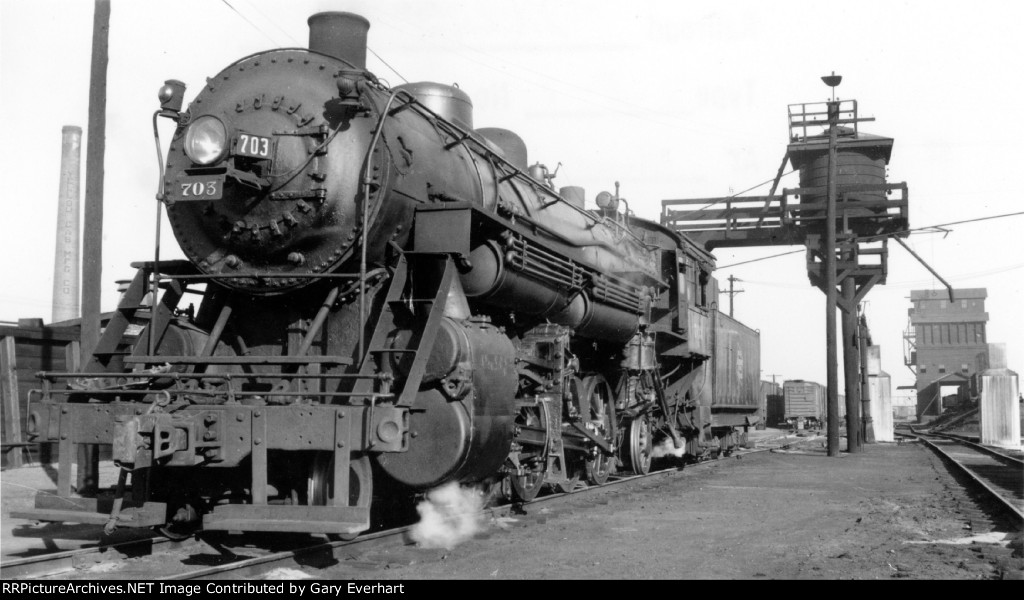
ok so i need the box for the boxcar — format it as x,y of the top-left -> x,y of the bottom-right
689,311 -> 761,435
711,313 -> 761,410
783,380 -> 825,429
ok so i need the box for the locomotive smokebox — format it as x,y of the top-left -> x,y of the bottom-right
308,12 -> 370,68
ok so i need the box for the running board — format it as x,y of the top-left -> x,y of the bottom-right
202,505 -> 370,535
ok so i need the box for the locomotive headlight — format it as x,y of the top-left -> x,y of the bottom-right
184,116 -> 228,165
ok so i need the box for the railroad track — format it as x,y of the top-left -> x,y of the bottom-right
898,427 -> 1024,523
1,435 -> 799,580
929,431 -> 1024,461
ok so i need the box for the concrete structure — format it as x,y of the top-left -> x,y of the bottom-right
891,394 -> 916,421
977,343 -> 1020,450
52,125 -> 82,323
866,345 -> 894,441
904,288 -> 989,420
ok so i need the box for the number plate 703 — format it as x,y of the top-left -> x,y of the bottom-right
236,133 -> 273,159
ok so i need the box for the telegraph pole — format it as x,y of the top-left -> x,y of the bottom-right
824,91 -> 840,457
78,0 -> 110,495
724,275 -> 744,318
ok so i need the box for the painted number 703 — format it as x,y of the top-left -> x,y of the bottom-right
179,180 -> 221,200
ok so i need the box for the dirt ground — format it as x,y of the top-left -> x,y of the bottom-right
1,461 -> 146,559
2,436 -> 1021,580
318,440 -> 1023,580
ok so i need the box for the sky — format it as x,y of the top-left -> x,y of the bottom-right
1,0 -> 1022,399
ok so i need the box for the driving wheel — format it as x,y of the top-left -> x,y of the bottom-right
582,375 -> 616,485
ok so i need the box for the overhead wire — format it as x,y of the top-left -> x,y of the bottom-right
673,169 -> 798,214
221,1 -> 409,85
219,0 -> 280,45
236,0 -> 298,44
741,260 -> 1024,290
858,211 -> 1024,242
367,48 -> 409,84
716,211 -> 1024,270
208,4 -> 1022,283
717,249 -> 804,269
363,9 -> 755,142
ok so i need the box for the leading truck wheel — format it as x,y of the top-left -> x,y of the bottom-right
623,416 -> 653,475
308,452 -> 373,541
509,468 -> 546,502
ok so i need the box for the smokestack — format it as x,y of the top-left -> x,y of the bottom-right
52,125 -> 82,323
308,12 -> 370,69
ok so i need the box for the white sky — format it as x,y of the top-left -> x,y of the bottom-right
1,0 -> 1022,397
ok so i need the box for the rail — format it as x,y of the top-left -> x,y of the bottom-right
899,427 -> 1023,523
1,435 -> 796,580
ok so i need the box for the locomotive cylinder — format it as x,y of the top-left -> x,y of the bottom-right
376,318 -> 517,488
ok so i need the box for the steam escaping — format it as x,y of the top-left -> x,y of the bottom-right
261,568 -> 313,580
651,437 -> 687,459
409,482 -> 484,550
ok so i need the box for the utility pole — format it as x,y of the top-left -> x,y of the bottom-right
78,0 -> 110,495
824,93 -> 840,457
724,275 -> 744,318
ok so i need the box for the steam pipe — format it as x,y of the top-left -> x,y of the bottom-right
359,90 -> 405,364
198,301 -> 232,359
298,286 -> 341,357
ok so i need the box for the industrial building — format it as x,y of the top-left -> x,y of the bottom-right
904,288 -> 989,419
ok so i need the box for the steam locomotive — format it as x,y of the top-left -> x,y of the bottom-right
18,12 -> 761,539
